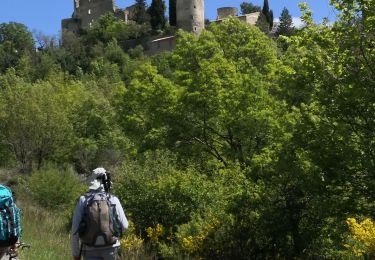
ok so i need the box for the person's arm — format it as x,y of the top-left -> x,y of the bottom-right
71,196 -> 84,259
113,197 -> 129,230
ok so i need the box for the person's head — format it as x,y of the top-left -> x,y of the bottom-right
88,167 -> 107,190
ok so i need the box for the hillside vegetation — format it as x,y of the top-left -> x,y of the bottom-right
0,0 -> 375,258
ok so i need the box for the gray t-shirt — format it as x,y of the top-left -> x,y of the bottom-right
71,189 -> 129,257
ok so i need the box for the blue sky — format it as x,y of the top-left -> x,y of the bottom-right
0,0 -> 337,37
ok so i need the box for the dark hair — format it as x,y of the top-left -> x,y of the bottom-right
97,171 -> 112,193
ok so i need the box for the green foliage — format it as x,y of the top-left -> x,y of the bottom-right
117,62 -> 178,152
1,1 -> 375,258
27,166 -> 85,209
268,9 -> 274,29
169,0 -> 177,26
261,0 -> 273,29
114,152 -> 203,231
134,0 -> 150,25
240,2 -> 261,15
81,13 -> 122,45
0,72 -> 74,172
170,19 -> 285,167
150,51 -> 174,78
128,45 -> 144,59
69,81 -> 131,173
148,0 -> 167,31
0,22 -> 35,72
262,0 -> 269,16
113,151 -> 238,257
276,7 -> 295,37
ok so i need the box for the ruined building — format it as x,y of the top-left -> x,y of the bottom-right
62,0 -> 265,55
215,7 -> 262,27
62,0 -> 204,35
62,0 -> 129,34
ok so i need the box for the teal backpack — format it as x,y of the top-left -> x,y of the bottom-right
0,185 -> 21,246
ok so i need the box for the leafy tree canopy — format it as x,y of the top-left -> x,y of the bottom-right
240,2 -> 261,15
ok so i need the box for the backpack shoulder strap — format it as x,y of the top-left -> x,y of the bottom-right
83,191 -> 108,206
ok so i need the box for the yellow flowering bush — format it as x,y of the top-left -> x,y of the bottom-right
146,223 -> 164,244
345,217 -> 375,257
177,215 -> 221,256
120,221 -> 144,254
181,233 -> 207,253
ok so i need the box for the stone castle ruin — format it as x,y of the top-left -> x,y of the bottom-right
62,0 -> 262,54
62,0 -> 127,34
62,0 -> 206,35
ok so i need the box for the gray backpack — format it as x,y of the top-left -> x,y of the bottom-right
78,192 -> 122,247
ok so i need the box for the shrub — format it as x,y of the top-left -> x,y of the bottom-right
113,151 -> 221,237
113,151 -> 246,258
28,166 -> 85,209
345,217 -> 375,258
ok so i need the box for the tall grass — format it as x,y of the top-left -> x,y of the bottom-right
16,190 -> 71,260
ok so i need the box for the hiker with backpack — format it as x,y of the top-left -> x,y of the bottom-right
71,167 -> 128,260
0,185 -> 22,260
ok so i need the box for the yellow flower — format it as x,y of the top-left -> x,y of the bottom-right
120,220 -> 144,252
346,217 -> 375,257
146,223 -> 164,244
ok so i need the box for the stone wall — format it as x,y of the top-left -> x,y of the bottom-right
62,18 -> 81,34
145,36 -> 177,55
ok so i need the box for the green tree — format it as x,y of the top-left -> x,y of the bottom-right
117,62 -> 178,152
134,0 -> 150,24
171,19 -> 285,167
262,0 -> 269,18
275,7 -> 295,37
0,72 -> 74,172
148,0 -> 167,31
70,88 -> 129,173
261,0 -> 273,29
0,22 -> 34,72
271,2 -> 375,257
240,2 -> 261,15
59,30 -> 87,75
268,9 -> 274,29
169,0 -> 177,26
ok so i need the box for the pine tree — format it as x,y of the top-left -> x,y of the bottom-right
148,0 -> 166,31
240,2 -> 261,15
169,0 -> 177,26
134,0 -> 149,24
268,9 -> 274,29
275,7 -> 294,37
260,0 -> 272,31
262,0 -> 269,18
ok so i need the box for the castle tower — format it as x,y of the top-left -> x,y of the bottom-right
63,0 -> 126,36
217,7 -> 238,20
176,0 -> 205,34
73,0 -> 115,28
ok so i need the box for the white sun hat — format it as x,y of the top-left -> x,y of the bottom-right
88,167 -> 106,190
